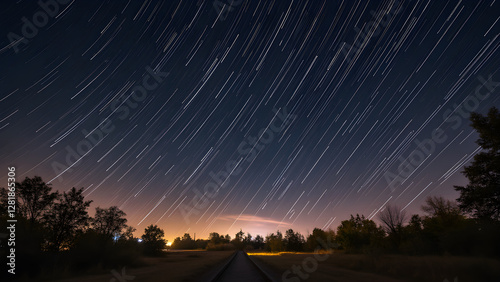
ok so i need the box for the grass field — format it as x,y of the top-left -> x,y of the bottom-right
48,250 -> 500,281
250,251 -> 500,282
55,250 -> 234,282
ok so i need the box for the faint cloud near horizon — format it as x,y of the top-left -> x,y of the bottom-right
218,214 -> 293,227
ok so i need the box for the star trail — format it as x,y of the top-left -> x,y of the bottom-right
1,0 -> 500,242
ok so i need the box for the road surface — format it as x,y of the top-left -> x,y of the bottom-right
212,251 -> 273,282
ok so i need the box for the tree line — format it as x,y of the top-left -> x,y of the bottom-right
0,177 -> 167,279
169,107 -> 500,256
0,107 -> 499,279
168,194 -> 498,256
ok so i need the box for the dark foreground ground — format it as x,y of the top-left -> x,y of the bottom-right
250,251 -> 500,282
56,250 -> 234,282
51,250 -> 500,282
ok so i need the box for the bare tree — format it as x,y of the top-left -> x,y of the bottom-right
421,196 -> 461,217
378,204 -> 407,235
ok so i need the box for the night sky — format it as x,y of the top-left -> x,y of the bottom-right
1,0 -> 499,242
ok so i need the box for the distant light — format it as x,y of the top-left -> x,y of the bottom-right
166,242 -> 172,246
138,239 -> 143,243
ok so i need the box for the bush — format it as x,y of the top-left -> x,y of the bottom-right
206,242 -> 235,251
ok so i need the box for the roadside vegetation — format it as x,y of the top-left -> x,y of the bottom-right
1,107 -> 499,280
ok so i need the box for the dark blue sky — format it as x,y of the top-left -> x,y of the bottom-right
1,0 -> 499,241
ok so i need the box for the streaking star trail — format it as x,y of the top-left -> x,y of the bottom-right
1,0 -> 499,241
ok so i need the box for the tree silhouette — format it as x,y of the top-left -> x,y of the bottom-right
209,232 -> 225,244
92,206 -> 128,238
182,232 -> 193,241
421,196 -> 460,216
265,230 -> 284,252
420,196 -> 467,254
243,232 -> 252,246
379,205 -> 407,234
336,214 -> 385,253
171,233 -> 196,249
141,224 -> 166,255
253,234 -> 265,249
397,214 -> 426,254
306,228 -> 335,251
284,229 -> 305,251
231,229 -> 245,250
378,205 -> 407,250
455,107 -> 500,221
120,226 -> 137,241
16,176 -> 59,224
235,229 -> 245,241
43,187 -> 92,251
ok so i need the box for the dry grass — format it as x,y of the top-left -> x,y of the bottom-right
56,250 -> 234,282
252,252 -> 500,281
